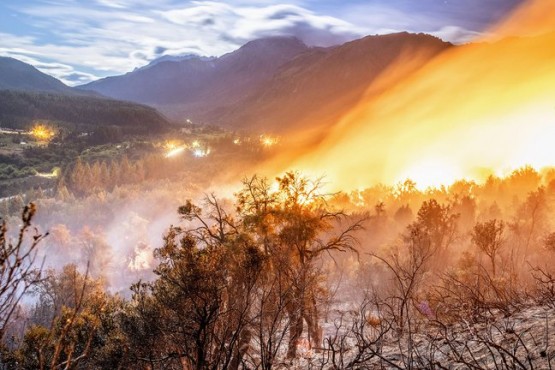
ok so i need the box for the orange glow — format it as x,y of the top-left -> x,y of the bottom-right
164,140 -> 180,150
30,124 -> 55,142
193,147 -> 210,158
269,0 -> 555,191
260,135 -> 279,147
36,168 -> 61,179
396,159 -> 464,190
165,146 -> 186,158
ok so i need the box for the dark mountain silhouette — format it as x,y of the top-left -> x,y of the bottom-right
0,57 -> 77,94
0,90 -> 171,133
202,32 -> 452,134
80,33 -> 451,134
80,36 -> 309,108
0,57 -> 171,132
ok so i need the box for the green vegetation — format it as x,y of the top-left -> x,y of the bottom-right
0,90 -> 171,133
0,122 -> 279,198
0,163 -> 36,180
0,88 -> 178,197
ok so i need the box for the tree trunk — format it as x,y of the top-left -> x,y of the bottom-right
287,305 -> 303,359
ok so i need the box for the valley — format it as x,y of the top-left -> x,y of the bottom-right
1,0 -> 555,367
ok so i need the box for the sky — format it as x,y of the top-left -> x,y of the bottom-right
0,0 -> 524,86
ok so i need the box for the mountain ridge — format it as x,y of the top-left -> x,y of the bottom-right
0,57 -> 172,132
212,32 -> 452,133
0,57 -> 78,95
79,33 -> 451,134
79,36 -> 310,108
0,33 -> 452,136
0,89 -> 171,133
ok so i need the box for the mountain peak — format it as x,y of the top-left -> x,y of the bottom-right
218,35 -> 309,65
239,36 -> 307,50
0,56 -> 38,72
81,35 -> 310,105
0,56 -> 75,94
136,53 -> 216,71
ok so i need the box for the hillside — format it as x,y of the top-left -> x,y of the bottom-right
0,57 -> 79,95
0,90 -> 171,133
80,33 -> 451,134
202,32 -> 452,134
80,36 -> 309,110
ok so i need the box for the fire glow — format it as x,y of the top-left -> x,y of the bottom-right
193,148 -> 210,158
36,168 -> 60,179
260,135 -> 279,147
277,0 -> 555,191
163,140 -> 180,150
30,124 -> 55,142
165,146 -> 186,158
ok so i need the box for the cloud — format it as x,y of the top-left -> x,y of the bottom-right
0,40 -> 98,85
157,2 -> 364,48
0,1 -> 370,84
431,26 -> 483,44
94,0 -> 127,9
1,0 -> 522,85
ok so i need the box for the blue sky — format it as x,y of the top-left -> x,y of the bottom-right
0,0 -> 523,85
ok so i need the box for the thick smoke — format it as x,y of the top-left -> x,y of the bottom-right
260,0 -> 555,192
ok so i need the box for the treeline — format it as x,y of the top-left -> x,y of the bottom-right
58,152 -> 207,197
0,163 -> 36,180
59,156 -> 150,197
0,90 -> 171,133
2,169 -> 555,368
0,173 -> 366,369
57,138 -> 265,197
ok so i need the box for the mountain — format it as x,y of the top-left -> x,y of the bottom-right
0,57 -> 171,132
0,57 -> 77,95
135,54 -> 216,71
201,32 -> 452,134
79,36 -> 309,110
80,33 -> 451,134
0,90 -> 171,133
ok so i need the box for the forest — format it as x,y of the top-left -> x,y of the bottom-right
0,91 -> 170,133
1,165 -> 554,369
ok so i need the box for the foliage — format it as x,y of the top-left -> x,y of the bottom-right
0,203 -> 47,340
2,167 -> 555,368
0,90 -> 170,133
124,172 -> 364,368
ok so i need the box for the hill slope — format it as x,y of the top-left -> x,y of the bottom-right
0,90 -> 171,133
203,32 -> 452,133
0,57 -> 77,95
80,33 -> 451,134
80,36 -> 309,110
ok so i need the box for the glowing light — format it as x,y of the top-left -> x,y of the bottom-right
36,168 -> 61,179
30,124 -> 55,142
193,148 -> 210,158
233,138 -> 241,145
128,244 -> 152,271
164,140 -> 179,150
396,159 -> 463,190
191,140 -> 201,148
280,10 -> 555,191
165,146 -> 186,158
260,135 -> 279,147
